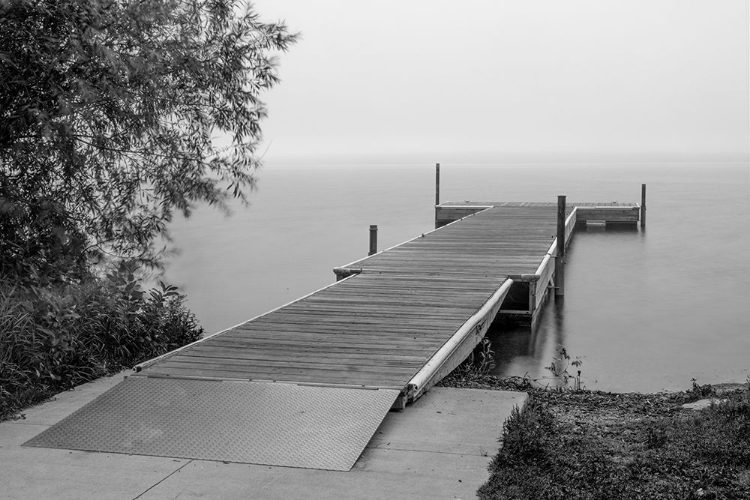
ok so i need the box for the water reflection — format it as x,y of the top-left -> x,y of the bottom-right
487,296 -> 567,382
486,223 -> 641,386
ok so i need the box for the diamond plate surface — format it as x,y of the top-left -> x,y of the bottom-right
23,377 -> 399,471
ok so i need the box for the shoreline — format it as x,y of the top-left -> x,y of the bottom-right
5,371 -> 748,423
440,373 -> 750,499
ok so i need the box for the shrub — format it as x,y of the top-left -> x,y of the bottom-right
0,262 -> 203,420
493,398 -> 556,465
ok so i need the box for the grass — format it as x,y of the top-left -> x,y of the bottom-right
441,370 -> 750,500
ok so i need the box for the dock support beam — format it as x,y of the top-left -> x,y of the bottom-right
555,195 -> 566,297
641,183 -> 647,228
368,225 -> 378,256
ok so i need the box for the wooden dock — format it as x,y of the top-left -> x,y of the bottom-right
29,184 -> 643,471
136,200 -> 640,404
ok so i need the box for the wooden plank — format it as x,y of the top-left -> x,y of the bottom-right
158,358 -> 421,376
209,334 -> 460,349
435,205 -> 491,226
184,345 -> 429,362
535,254 -> 555,311
576,206 -> 640,222
142,368 -> 409,388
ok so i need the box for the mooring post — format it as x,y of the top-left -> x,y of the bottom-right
641,183 -> 646,228
369,225 -> 378,256
435,163 -> 440,206
555,195 -> 566,297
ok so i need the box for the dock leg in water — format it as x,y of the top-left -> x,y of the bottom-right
555,195 -> 566,297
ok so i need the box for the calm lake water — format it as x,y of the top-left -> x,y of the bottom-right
163,162 -> 750,393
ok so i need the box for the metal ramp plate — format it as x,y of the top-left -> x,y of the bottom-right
23,376 -> 399,471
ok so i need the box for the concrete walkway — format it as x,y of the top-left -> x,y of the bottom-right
0,373 -> 526,500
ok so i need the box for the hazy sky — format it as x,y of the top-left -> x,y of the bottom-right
250,0 -> 749,164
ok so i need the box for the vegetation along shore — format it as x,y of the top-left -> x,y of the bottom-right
440,348 -> 750,500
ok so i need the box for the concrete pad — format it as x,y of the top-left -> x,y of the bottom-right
0,373 -> 187,500
14,372 -> 127,426
1,374 -> 526,500
368,388 -> 527,456
0,420 -> 188,500
138,451 -> 491,500
138,388 -> 527,500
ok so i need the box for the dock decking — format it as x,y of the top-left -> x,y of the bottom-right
136,273 -> 497,390
137,204 -> 571,397
135,201 -> 639,397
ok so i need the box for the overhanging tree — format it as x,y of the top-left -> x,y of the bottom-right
0,0 -> 297,279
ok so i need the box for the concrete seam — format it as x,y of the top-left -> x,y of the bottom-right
365,446 -> 495,457
132,459 -> 193,500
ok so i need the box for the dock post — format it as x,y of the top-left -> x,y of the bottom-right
369,225 -> 378,256
555,195 -> 566,297
641,183 -> 646,228
435,163 -> 440,206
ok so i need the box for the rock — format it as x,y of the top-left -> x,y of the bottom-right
681,398 -> 726,410
692,487 -> 717,499
712,382 -> 748,394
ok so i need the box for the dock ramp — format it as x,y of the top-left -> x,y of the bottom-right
24,376 -> 399,471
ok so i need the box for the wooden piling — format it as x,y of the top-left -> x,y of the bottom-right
555,195 -> 566,296
435,163 -> 440,206
641,183 -> 646,228
369,225 -> 378,256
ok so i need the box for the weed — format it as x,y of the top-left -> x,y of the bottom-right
543,347 -> 584,391
493,399 -> 556,464
644,420 -> 669,449
443,338 -> 497,384
473,338 -> 496,375
688,378 -> 715,400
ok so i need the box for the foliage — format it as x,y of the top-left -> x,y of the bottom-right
0,263 -> 203,420
688,378 -> 715,400
444,338 -> 497,382
0,0 -> 297,274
